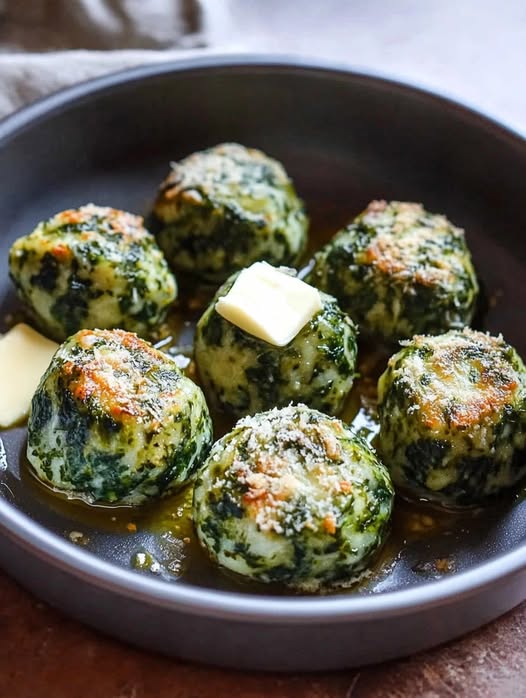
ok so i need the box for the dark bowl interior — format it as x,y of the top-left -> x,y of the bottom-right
1,58 -> 526,604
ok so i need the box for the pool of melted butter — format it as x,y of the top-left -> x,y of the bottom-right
18,316 -> 497,596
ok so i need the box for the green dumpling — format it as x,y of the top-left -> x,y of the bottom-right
27,328 -> 212,505
193,405 -> 394,591
152,143 -> 308,282
9,204 -> 177,341
377,329 -> 526,506
307,200 -> 479,343
194,268 -> 358,417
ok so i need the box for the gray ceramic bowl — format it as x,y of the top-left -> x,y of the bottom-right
1,56 -> 526,672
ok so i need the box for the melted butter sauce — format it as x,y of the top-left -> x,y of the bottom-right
11,223 -> 511,596
19,328 -> 490,596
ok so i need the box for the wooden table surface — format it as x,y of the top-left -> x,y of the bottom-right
1,569 -> 525,697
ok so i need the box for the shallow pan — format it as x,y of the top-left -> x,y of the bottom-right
1,56 -> 526,672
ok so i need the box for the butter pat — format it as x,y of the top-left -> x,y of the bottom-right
0,323 -> 58,428
215,262 -> 323,346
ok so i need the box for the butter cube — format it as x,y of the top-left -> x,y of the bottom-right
0,323 -> 58,428
215,262 -> 323,346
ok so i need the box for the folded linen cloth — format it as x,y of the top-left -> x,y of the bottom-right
0,0 -> 204,52
0,0 -> 212,118
0,48 -> 206,119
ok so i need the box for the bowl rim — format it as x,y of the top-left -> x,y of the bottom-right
1,53 -> 525,625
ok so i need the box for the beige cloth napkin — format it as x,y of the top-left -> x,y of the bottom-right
0,48 -> 207,119
0,0 -> 208,118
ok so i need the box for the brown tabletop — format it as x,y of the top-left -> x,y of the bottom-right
1,569 -> 524,698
